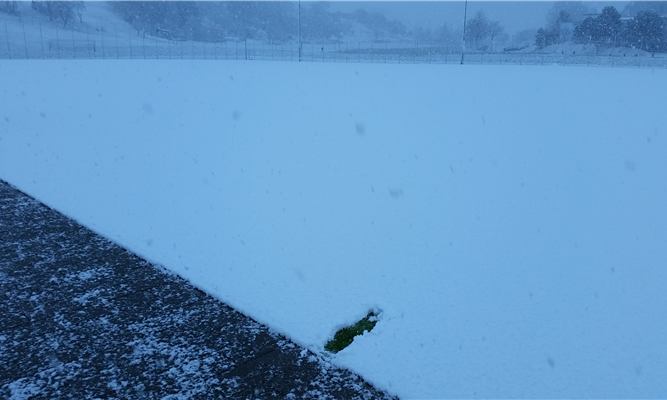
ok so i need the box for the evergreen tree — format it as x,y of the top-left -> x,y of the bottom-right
574,6 -> 623,47
623,11 -> 666,52
535,27 -> 559,48
573,16 -> 603,45
597,6 -> 622,46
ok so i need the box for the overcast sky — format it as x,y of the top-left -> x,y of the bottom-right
329,1 -> 630,35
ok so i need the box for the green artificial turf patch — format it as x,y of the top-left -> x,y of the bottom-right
324,311 -> 378,354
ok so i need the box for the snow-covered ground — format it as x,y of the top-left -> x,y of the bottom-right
1,60 -> 666,399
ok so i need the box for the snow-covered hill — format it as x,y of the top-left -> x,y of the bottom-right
0,2 -> 130,36
2,59 -> 666,398
0,2 -> 144,60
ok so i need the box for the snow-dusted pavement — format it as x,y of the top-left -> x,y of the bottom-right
0,180 -> 394,400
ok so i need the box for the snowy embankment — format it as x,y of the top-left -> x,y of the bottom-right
1,60 -> 666,398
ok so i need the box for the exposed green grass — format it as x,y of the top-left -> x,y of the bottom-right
325,311 -> 378,354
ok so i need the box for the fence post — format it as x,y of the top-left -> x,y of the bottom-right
56,26 -> 61,59
39,22 -> 44,59
71,26 -> 76,59
114,24 -> 119,59
21,20 -> 28,59
4,21 -> 10,59
86,26 -> 91,59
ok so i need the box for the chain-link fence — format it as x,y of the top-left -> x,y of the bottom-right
3,20 -> 667,68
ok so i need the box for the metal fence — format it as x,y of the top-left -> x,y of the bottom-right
2,20 -> 667,69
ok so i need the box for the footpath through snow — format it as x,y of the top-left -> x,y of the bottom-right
1,60 -> 666,398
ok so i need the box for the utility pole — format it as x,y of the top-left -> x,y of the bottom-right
460,0 -> 468,65
298,0 -> 302,62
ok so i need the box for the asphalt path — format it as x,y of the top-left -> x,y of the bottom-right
0,179 -> 396,400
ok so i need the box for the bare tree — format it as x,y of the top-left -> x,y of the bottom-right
465,10 -> 489,50
488,21 -> 504,51
465,10 -> 504,51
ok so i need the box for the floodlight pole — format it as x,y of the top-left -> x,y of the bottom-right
461,0 -> 468,65
298,0 -> 302,62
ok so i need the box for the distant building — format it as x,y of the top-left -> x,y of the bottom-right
582,13 -> 600,19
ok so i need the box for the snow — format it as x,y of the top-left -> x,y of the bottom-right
1,59 -> 667,399
7,378 -> 42,400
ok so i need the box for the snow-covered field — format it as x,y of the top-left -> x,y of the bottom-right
1,60 -> 666,399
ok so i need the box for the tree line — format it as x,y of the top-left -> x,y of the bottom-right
109,1 -> 424,43
535,3 -> 667,53
4,1 -> 664,54
1,1 -> 86,28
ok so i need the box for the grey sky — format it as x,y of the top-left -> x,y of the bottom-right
328,2 -> 630,35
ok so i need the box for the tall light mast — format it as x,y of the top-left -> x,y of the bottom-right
298,0 -> 302,62
460,0 -> 468,65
